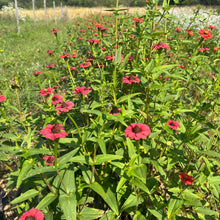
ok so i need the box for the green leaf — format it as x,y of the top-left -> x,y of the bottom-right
60,164 -> 76,194
130,178 -> 150,194
152,65 -> 177,79
126,138 -> 136,159
10,189 -> 38,204
99,210 -> 116,220
81,109 -> 102,116
16,160 -> 34,188
3,132 -> 19,141
182,190 -> 203,201
148,209 -> 163,220
145,59 -> 154,72
116,47 -> 122,65
69,155 -> 93,165
90,182 -> 119,215
208,176 -> 220,185
117,93 -> 141,104
194,207 -> 219,217
94,154 -> 123,165
77,207 -> 104,220
168,198 -> 183,218
21,127 -> 36,149
116,176 -> 127,193
24,167 -> 56,180
22,148 -> 51,157
57,147 -> 79,165
121,193 -> 144,211
60,193 -> 77,220
79,164 -> 94,184
36,193 -> 57,209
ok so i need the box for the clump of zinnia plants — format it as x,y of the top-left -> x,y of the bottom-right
0,0 -> 220,219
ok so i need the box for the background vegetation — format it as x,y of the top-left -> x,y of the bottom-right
0,0 -> 220,9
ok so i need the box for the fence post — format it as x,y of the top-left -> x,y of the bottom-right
53,1 -> 57,25
14,0 -> 20,34
44,0 -> 48,26
60,2 -> 63,23
32,0 -> 36,26
65,5 -> 68,22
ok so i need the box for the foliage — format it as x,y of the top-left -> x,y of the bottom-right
0,0 -> 220,219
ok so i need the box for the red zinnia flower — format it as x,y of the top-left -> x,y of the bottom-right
79,62 -> 91,68
0,95 -> 6,103
46,64 -> 54,69
47,50 -> 53,55
32,71 -> 41,76
95,24 -> 104,29
133,17 -> 143,24
125,123 -> 151,140
51,94 -> 63,105
73,86 -> 92,95
209,73 -> 215,79
43,156 -> 55,165
179,172 -> 193,185
106,55 -> 113,61
178,65 -> 185,69
123,75 -> 140,84
199,29 -> 213,40
51,28 -> 60,34
40,123 -> 68,140
18,208 -> 44,220
55,101 -> 74,114
209,25 -> 215,29
175,28 -> 181,31
167,120 -> 180,130
40,88 -> 53,96
152,42 -> 170,50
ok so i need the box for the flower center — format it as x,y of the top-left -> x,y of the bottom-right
61,103 -> 68,108
169,122 -> 175,126
111,107 -> 120,114
132,125 -> 142,134
52,97 -> 58,101
128,75 -> 135,80
25,217 -> 36,220
204,30 -> 209,34
47,157 -> 54,163
51,123 -> 61,133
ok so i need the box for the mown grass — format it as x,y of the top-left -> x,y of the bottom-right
0,19 -> 70,109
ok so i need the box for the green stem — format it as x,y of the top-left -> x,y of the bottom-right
54,141 -> 68,195
0,108 -> 19,137
66,60 -> 75,90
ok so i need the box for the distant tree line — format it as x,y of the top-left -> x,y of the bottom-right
0,0 -> 220,9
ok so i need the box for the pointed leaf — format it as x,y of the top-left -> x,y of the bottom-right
10,189 -> 38,204
60,192 -> 77,220
36,193 -> 57,209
